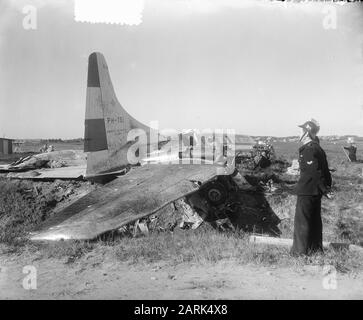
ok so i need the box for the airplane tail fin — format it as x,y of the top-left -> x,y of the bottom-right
84,52 -> 151,178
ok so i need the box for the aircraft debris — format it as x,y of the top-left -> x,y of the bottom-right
6,165 -> 86,180
259,179 -> 278,193
0,150 -> 85,171
0,150 -> 87,180
252,141 -> 275,169
133,219 -> 149,236
48,159 -> 67,168
235,140 -> 275,170
175,198 -> 204,230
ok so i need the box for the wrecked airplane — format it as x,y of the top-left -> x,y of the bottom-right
21,52 -> 256,241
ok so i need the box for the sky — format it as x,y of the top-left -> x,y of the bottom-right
0,0 -> 363,139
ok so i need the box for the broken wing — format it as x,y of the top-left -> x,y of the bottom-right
30,164 -> 220,241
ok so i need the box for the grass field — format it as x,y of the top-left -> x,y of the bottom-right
0,138 -> 362,277
0,139 -> 362,299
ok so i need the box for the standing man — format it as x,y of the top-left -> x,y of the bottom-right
343,137 -> 357,162
291,119 -> 332,256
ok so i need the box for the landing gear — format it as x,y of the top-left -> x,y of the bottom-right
204,181 -> 227,206
202,173 -> 241,207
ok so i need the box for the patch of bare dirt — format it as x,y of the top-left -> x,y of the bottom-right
1,253 -> 362,300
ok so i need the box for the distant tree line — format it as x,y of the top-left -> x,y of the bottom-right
40,138 -> 84,143
40,139 -> 63,143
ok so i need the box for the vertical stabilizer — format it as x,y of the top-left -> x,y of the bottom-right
84,52 -> 150,178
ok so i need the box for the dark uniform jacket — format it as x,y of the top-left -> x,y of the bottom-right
296,141 -> 332,196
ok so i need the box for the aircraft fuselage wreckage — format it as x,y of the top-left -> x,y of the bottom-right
21,52 -> 255,241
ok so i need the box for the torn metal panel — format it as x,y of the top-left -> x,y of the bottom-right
133,219 -> 149,237
175,198 -> 203,230
30,164 -> 220,241
6,165 -> 86,180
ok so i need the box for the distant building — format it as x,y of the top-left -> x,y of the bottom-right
0,138 -> 13,155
